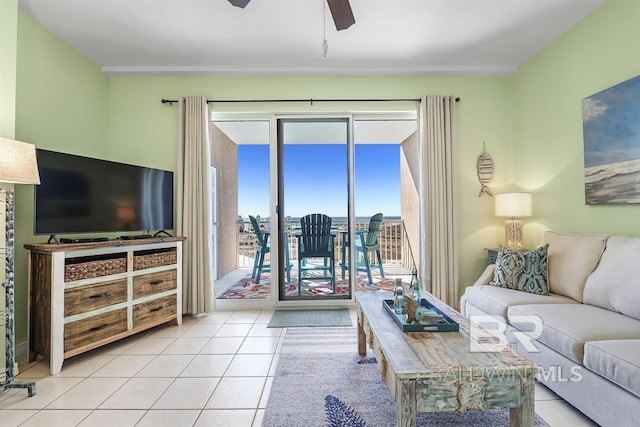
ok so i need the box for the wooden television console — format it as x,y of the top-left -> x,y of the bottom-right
25,237 -> 185,375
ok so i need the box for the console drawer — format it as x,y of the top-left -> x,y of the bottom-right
64,309 -> 128,352
64,279 -> 127,317
133,248 -> 177,270
65,255 -> 127,282
133,270 -> 177,299
133,295 -> 177,328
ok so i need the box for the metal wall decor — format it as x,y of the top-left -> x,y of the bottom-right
477,142 -> 494,197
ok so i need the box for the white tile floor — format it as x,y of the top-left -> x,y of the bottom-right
0,310 -> 598,426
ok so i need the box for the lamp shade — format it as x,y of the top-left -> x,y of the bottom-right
0,137 -> 40,185
495,192 -> 532,218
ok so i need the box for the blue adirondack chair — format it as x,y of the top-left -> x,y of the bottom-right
249,215 -> 270,283
341,212 -> 385,284
249,216 -> 292,284
296,213 -> 336,295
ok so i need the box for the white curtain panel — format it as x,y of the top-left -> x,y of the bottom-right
177,96 -> 214,314
419,95 -> 459,309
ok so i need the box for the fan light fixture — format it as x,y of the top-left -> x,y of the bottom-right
321,0 -> 355,57
322,0 -> 329,58
228,0 -> 251,8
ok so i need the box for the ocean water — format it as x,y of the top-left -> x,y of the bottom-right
585,158 -> 640,204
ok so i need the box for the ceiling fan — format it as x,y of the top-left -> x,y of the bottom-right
227,0 -> 356,31
227,0 -> 251,8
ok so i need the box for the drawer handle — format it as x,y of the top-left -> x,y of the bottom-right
89,324 -> 108,332
149,280 -> 163,285
149,306 -> 163,313
89,292 -> 109,299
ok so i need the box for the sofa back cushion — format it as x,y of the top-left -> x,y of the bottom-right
542,231 -> 607,302
583,235 -> 640,320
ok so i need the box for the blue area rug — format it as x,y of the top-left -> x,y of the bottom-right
263,327 -> 549,426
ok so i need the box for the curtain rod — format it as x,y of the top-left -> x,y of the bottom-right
160,97 -> 460,106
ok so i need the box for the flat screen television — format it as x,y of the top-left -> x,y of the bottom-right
34,149 -> 174,237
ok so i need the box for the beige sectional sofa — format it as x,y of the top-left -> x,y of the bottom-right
460,231 -> 640,427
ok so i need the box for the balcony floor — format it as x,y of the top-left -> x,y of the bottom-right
215,263 -> 411,300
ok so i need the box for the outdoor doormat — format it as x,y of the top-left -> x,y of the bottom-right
267,309 -> 352,328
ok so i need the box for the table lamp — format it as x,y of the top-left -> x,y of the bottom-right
0,136 -> 40,397
495,192 -> 532,249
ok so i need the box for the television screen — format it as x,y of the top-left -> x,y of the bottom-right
34,149 -> 174,236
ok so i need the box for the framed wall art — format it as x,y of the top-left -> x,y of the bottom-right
582,74 -> 640,204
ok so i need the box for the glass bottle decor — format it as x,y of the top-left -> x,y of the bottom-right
411,267 -> 421,303
393,278 -> 406,314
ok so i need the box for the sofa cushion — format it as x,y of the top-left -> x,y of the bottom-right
584,340 -> 640,398
507,304 -> 640,364
542,231 -> 607,302
490,244 -> 549,294
583,235 -> 640,321
463,285 -> 576,319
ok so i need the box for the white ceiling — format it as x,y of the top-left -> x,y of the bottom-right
18,0 -> 604,76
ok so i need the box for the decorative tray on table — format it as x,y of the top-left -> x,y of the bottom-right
383,298 -> 459,332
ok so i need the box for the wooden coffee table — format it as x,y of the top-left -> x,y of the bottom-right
355,291 -> 538,427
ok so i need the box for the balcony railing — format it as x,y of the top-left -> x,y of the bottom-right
237,218 -> 415,273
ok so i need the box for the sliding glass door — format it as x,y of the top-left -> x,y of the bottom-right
211,112 -> 417,308
277,118 -> 350,301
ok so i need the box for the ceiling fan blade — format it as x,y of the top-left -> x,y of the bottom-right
327,0 -> 355,31
228,0 -> 251,8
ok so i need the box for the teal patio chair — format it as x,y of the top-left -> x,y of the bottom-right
249,215 -> 269,283
296,213 -> 336,295
249,215 -> 291,283
341,212 -> 385,285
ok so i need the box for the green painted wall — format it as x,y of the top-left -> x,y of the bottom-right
0,0 -> 18,137
13,12 -> 109,345
15,13 -> 109,154
513,0 -> 640,247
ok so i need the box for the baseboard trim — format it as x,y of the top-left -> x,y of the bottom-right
15,340 -> 29,371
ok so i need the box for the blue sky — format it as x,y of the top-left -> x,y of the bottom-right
583,74 -> 640,167
237,144 -> 401,218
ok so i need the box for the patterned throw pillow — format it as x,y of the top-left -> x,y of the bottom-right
490,244 -> 550,295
